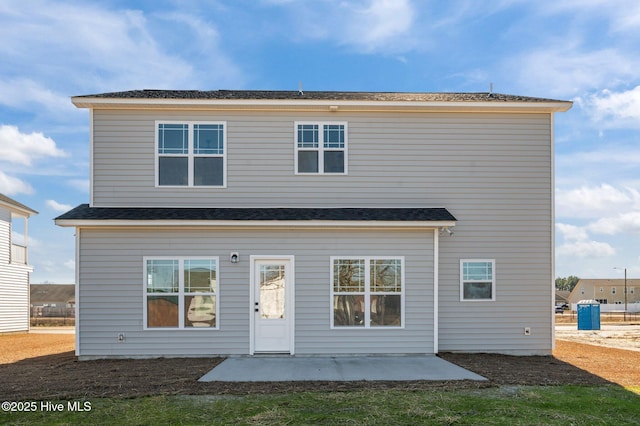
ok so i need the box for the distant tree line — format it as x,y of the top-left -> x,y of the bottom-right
555,275 -> 580,292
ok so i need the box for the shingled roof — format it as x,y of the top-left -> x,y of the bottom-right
73,89 -> 565,104
56,205 -> 456,224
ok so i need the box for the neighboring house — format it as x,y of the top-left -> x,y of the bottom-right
56,90 -> 571,359
555,291 -> 570,307
30,284 -> 75,317
0,194 -> 37,333
568,279 -> 640,312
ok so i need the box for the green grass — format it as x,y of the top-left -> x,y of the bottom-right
2,385 -> 639,425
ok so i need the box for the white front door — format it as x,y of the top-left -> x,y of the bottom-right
251,256 -> 294,354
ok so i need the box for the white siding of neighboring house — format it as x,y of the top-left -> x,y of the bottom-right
0,209 -> 31,333
83,108 -> 554,355
76,228 -> 434,358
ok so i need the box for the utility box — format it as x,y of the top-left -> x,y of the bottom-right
577,300 -> 600,331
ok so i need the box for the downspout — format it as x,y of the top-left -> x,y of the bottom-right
433,228 -> 439,354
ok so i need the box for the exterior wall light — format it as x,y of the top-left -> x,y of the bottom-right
230,252 -> 240,264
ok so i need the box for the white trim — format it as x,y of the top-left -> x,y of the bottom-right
550,113 -> 556,349
330,256 -> 405,329
56,219 -> 457,229
249,255 -> 295,355
155,120 -> 227,188
142,256 -> 220,330
72,97 -> 573,113
433,229 -> 439,354
294,121 -> 348,175
89,109 -> 95,207
75,229 -> 80,356
460,259 -> 496,302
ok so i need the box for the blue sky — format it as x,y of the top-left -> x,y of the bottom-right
1,0 -> 639,283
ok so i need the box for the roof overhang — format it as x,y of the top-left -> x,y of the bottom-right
55,205 -> 457,230
71,97 -> 572,114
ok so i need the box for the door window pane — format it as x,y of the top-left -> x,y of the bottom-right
260,264 -> 285,319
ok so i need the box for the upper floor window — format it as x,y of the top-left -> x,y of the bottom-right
156,121 -> 226,187
295,122 -> 347,174
460,259 -> 496,301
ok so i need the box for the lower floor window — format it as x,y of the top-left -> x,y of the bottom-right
331,257 -> 404,328
145,257 -> 219,329
460,259 -> 495,301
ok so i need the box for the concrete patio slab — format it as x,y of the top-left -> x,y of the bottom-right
199,355 -> 487,382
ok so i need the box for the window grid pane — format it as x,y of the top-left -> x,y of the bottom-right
463,262 -> 493,281
185,295 -> 216,328
194,124 -> 224,154
147,259 -> 179,293
297,124 -> 319,148
323,125 -> 344,148
370,259 -> 402,292
333,259 -> 365,292
184,259 -> 216,292
158,124 -> 188,154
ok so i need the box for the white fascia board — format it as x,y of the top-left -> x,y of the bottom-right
55,219 -> 457,229
71,97 -> 572,113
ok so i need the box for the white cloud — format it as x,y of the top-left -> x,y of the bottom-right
588,211 -> 640,235
556,184 -> 640,219
64,259 -> 75,270
576,86 -> 640,128
0,171 -> 33,195
67,179 -> 90,193
269,0 -> 417,53
46,199 -> 73,213
0,2 -> 244,95
556,222 -> 616,258
340,0 -> 415,52
0,125 -> 66,166
0,78 -> 74,117
508,47 -> 640,98
556,240 -> 616,258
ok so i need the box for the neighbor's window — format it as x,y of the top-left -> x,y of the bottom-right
460,260 -> 495,301
295,122 -> 347,174
145,257 -> 219,329
331,257 -> 403,328
157,121 -> 226,187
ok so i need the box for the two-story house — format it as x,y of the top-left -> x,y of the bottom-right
56,90 -> 571,359
0,194 -> 37,333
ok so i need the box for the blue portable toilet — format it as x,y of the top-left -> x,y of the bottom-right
577,300 -> 600,330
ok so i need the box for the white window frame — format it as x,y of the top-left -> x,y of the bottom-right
460,259 -> 496,302
155,121 -> 227,188
143,256 -> 220,330
295,121 -> 348,175
330,256 -> 405,329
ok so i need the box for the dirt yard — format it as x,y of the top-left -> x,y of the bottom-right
1,327 -> 639,400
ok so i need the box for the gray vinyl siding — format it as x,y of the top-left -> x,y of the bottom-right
0,211 -> 30,333
86,108 -> 554,355
77,228 -> 434,357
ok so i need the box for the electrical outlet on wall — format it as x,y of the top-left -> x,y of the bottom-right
524,327 -> 531,336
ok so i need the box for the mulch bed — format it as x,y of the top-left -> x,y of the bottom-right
0,341 -> 614,400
